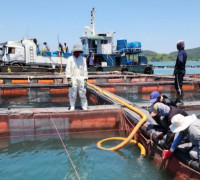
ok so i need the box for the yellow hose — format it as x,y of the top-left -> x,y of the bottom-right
88,83 -> 147,156
97,137 -> 146,156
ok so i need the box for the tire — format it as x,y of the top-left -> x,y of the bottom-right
121,67 -> 128,72
11,63 -> 22,67
96,67 -> 103,72
144,67 -> 152,74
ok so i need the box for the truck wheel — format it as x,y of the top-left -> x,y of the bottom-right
12,63 -> 23,67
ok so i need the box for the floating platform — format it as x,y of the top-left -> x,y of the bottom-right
0,71 -> 200,179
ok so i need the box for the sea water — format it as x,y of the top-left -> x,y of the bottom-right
0,132 -> 174,180
116,91 -> 200,104
154,67 -> 200,75
150,61 -> 200,75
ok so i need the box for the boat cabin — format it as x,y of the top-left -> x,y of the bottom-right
81,33 -> 113,55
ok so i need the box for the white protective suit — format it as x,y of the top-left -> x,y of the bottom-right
66,55 -> 88,110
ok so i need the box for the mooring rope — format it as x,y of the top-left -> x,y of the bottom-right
49,115 -> 80,180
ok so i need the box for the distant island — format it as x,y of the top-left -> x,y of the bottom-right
141,47 -> 200,61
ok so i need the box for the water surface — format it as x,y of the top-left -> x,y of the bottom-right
0,132 -> 174,180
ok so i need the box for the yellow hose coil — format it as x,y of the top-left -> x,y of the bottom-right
88,83 -> 147,156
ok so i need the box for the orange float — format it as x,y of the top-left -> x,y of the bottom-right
1,89 -> 27,96
182,84 -> 194,91
70,120 -> 82,129
102,87 -> 115,93
108,78 -> 123,83
50,88 -> 69,95
106,117 -> 116,128
131,78 -> 146,82
12,80 -> 28,84
82,118 -> 106,129
70,117 -> 116,130
140,86 -> 163,93
38,80 -> 54,84
87,79 -> 97,83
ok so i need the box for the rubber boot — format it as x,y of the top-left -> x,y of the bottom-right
69,98 -> 76,111
81,97 -> 88,110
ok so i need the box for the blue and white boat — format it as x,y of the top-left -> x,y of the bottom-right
80,8 -> 153,74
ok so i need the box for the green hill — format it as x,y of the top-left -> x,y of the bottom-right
170,47 -> 200,59
141,50 -> 157,55
141,51 -> 176,62
141,47 -> 200,61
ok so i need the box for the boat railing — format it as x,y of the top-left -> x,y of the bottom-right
115,47 -> 142,54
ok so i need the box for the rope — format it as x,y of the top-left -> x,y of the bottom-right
49,115 -> 80,180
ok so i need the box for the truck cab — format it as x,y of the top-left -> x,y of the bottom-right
0,41 -> 26,66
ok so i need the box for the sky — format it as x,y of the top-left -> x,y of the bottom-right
0,0 -> 200,53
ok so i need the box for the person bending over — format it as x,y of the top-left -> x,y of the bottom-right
163,114 -> 200,166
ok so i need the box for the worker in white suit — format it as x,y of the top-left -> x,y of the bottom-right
66,44 -> 88,111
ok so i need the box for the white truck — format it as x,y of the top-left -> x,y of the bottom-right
0,38 -> 70,67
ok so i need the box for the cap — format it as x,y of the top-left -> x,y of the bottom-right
150,91 -> 160,103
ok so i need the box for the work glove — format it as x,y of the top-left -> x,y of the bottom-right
67,78 -> 72,87
162,150 -> 173,159
84,79 -> 87,88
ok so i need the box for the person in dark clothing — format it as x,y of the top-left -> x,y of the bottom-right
174,40 -> 187,104
64,43 -> 68,53
43,42 -> 50,51
58,43 -> 64,56
151,102 -> 188,149
163,114 -> 200,166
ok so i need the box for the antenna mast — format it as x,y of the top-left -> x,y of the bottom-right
91,8 -> 95,35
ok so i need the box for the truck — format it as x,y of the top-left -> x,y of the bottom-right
0,39 -> 70,68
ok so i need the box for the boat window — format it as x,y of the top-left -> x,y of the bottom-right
82,39 -> 86,45
101,40 -> 108,44
0,48 -> 3,56
8,47 -> 15,54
